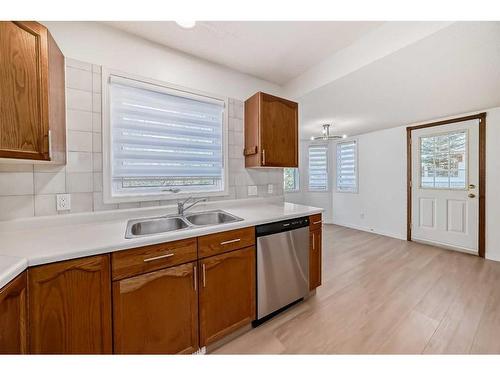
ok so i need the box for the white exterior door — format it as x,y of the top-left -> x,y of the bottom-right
411,120 -> 479,254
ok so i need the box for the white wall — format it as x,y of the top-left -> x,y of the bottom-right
286,107 -> 500,261
42,22 -> 282,101
332,126 -> 407,239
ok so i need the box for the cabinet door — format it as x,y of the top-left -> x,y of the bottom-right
28,255 -> 112,354
113,262 -> 199,354
260,93 -> 298,167
0,21 -> 49,160
0,272 -> 27,354
309,228 -> 322,290
199,246 -> 256,347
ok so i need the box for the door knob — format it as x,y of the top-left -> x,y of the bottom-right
468,193 -> 476,198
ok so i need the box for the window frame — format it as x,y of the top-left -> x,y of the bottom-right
283,167 -> 300,193
101,68 -> 229,204
418,129 -> 469,190
336,139 -> 358,194
308,143 -> 329,192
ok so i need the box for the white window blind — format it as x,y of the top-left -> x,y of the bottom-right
336,140 -> 357,192
308,145 -> 328,191
109,76 -> 225,198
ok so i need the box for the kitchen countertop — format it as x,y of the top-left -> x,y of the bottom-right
0,198 -> 322,288
0,255 -> 27,290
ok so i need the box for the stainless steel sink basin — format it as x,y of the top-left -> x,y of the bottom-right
185,210 -> 243,226
125,216 -> 189,238
125,210 -> 243,238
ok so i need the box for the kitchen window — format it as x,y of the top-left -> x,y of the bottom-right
308,145 -> 328,191
283,168 -> 299,192
336,140 -> 358,193
102,70 -> 228,203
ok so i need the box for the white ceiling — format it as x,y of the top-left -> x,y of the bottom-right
300,22 -> 500,139
103,21 -> 383,84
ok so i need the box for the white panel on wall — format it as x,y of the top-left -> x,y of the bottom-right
419,198 -> 435,229
447,199 -> 467,233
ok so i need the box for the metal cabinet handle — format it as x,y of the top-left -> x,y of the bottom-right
202,264 -> 206,287
143,253 -> 174,262
193,265 -> 197,291
262,149 -> 266,165
313,220 -> 322,225
312,233 -> 315,250
220,238 -> 241,245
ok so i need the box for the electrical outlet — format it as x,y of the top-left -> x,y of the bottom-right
56,194 -> 71,211
247,185 -> 258,196
267,184 -> 274,194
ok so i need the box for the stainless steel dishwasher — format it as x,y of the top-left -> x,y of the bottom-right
255,216 -> 310,324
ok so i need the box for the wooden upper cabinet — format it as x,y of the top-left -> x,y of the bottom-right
199,246 -> 256,347
0,272 -> 27,354
28,255 -> 112,354
113,262 -> 199,354
0,21 -> 66,163
244,92 -> 298,168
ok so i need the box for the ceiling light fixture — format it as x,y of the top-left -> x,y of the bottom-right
310,124 -> 347,141
175,20 -> 196,29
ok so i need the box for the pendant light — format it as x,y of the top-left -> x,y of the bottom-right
310,124 -> 347,141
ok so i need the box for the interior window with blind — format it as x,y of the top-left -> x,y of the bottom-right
336,140 -> 357,193
308,145 -> 328,191
106,74 -> 226,201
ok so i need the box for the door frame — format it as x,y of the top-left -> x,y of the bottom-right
406,112 -> 486,258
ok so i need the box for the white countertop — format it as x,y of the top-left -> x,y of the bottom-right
0,255 -> 27,290
0,198 -> 322,288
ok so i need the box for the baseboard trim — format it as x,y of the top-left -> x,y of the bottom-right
331,221 -> 406,240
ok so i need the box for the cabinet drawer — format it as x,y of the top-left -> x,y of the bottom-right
309,214 -> 323,231
198,227 -> 255,258
112,238 -> 197,280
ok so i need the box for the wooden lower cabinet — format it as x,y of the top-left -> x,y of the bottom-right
0,272 -> 27,354
28,255 -> 112,354
112,262 -> 199,354
309,228 -> 322,290
199,246 -> 256,347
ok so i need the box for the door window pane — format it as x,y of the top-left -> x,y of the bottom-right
419,130 -> 467,189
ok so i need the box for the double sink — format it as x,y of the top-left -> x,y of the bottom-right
125,210 -> 244,239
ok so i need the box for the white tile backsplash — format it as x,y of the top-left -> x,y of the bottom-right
0,60 -> 283,221
66,173 -> 93,193
34,172 -> 66,194
34,194 -> 57,216
67,152 -> 92,173
68,130 -> 92,152
66,67 -> 92,91
92,113 -> 102,132
0,196 -> 34,220
92,93 -> 102,113
67,110 -> 93,132
67,88 -> 92,111
92,133 -> 102,153
0,173 -> 34,195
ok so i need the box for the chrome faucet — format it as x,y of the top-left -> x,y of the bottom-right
177,196 -> 207,216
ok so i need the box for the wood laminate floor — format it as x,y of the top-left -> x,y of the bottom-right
214,224 -> 500,354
